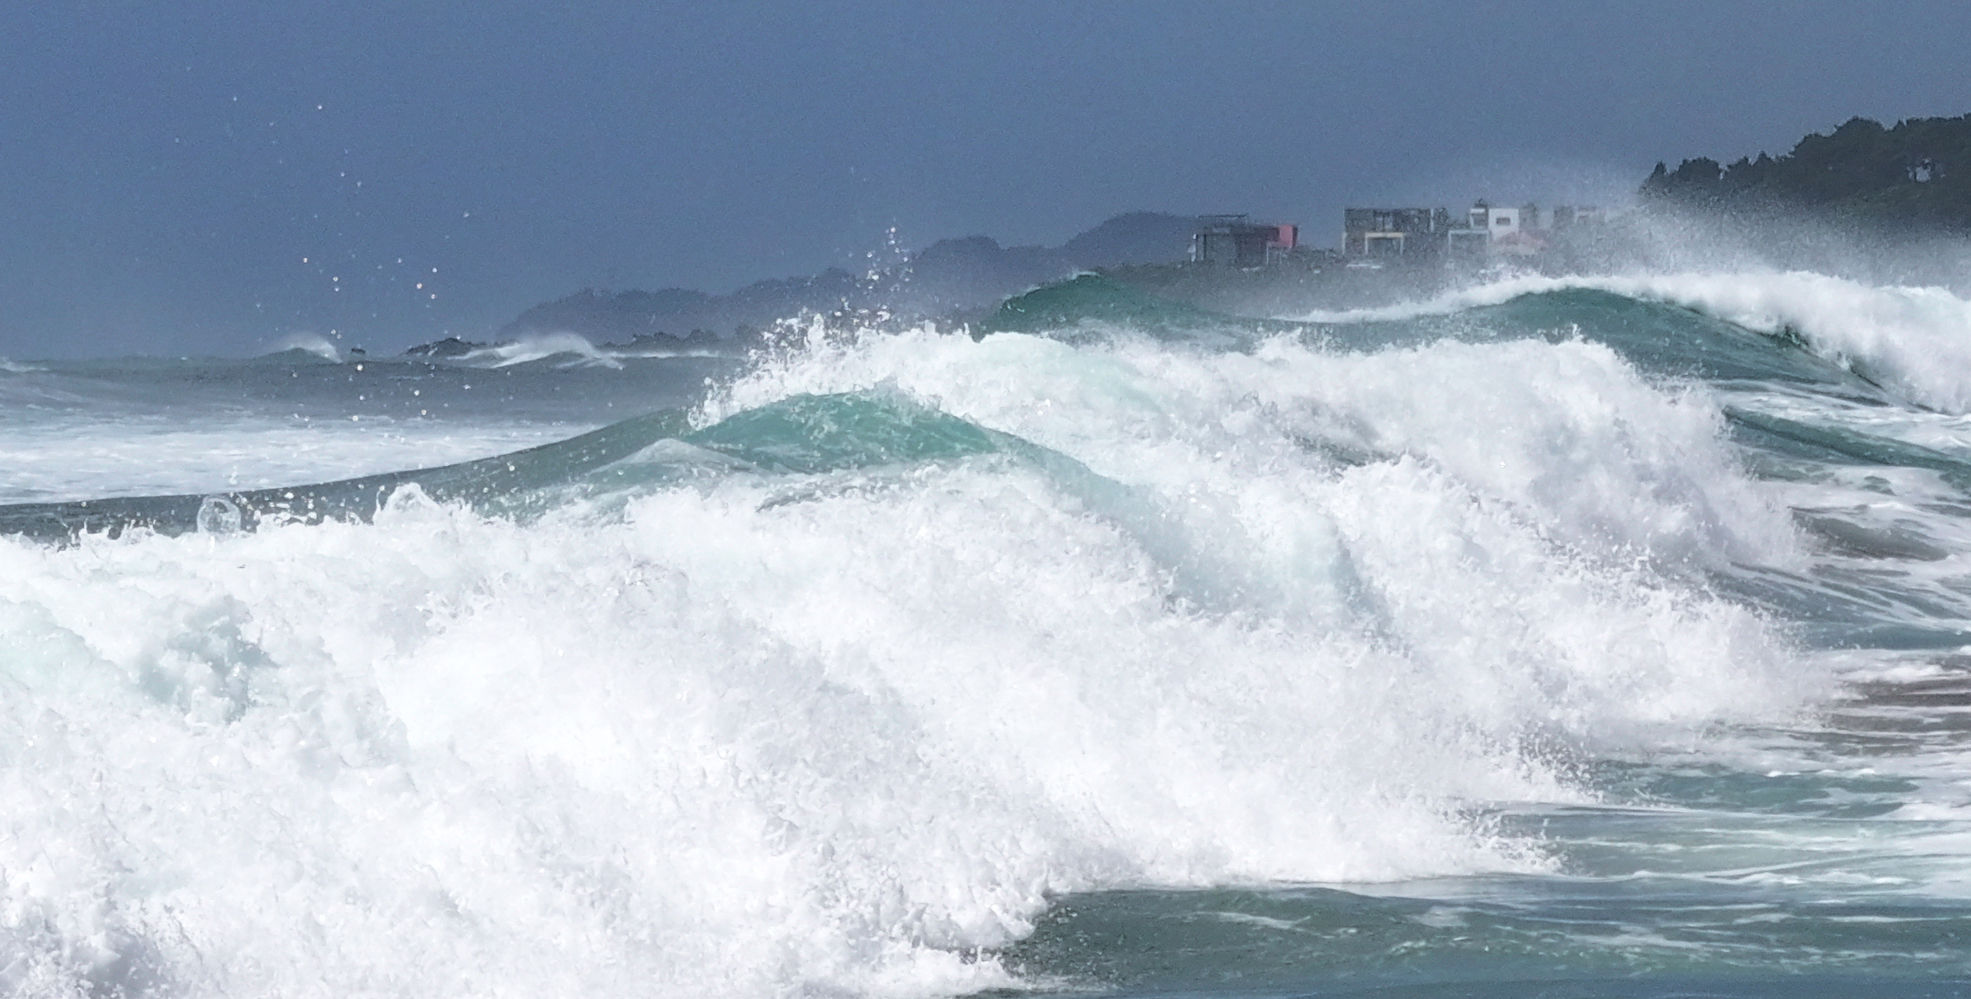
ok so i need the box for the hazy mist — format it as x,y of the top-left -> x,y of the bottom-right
3,1 -> 1967,357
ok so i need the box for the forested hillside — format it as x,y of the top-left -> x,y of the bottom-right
1640,115 -> 1971,232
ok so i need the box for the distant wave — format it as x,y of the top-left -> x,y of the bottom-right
613,347 -> 732,360
267,332 -> 343,362
458,332 -> 624,369
1298,271 -> 1971,413
0,357 -> 43,374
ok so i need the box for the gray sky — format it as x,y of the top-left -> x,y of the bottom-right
3,1 -> 1967,357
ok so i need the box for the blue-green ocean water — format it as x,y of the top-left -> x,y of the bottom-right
5,271 -> 1971,997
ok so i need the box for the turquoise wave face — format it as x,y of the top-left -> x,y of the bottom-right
1449,287 -> 1867,388
0,392 -> 1055,542
995,273 -> 1873,390
684,391 -> 1014,474
985,271 -> 1261,338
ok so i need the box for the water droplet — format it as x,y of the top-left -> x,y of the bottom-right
197,496 -> 243,535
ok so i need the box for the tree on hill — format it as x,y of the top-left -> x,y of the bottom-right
1640,114 -> 1971,232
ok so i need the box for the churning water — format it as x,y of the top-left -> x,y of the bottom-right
6,271 -> 1971,997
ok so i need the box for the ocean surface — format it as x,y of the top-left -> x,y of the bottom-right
6,270 -> 1971,997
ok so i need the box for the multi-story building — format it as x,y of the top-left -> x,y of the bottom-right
1549,205 -> 1607,229
1191,215 -> 1299,267
1346,200 -> 1618,262
1342,207 -> 1452,258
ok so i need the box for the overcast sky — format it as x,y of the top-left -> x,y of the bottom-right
3,1 -> 1967,357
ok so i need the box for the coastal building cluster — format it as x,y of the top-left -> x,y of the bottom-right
1342,201 -> 1607,263
1189,202 -> 1609,269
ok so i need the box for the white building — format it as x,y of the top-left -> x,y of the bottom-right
1468,201 -> 1522,238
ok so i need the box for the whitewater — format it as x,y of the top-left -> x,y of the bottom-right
5,269 -> 1971,998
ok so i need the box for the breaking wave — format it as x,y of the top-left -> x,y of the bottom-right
0,307 -> 1827,995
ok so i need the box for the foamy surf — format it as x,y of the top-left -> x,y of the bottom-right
5,272 -> 1971,996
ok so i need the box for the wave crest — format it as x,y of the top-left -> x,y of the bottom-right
1298,271 -> 1971,412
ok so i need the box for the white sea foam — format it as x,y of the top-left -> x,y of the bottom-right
0,327 -> 1826,996
712,326 -> 1800,571
0,417 -> 582,502
1298,270 -> 1971,414
0,357 -> 43,374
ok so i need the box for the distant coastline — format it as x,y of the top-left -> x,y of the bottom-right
402,113 -> 1971,359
